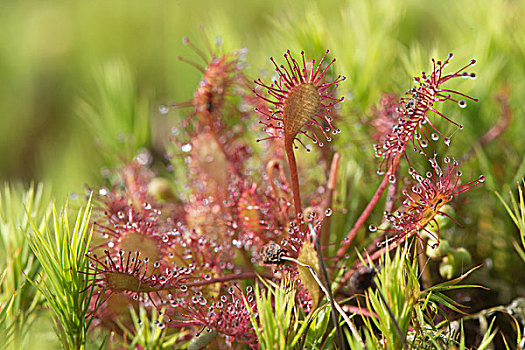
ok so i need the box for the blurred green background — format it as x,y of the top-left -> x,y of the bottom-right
1,0 -> 524,192
1,0 -> 525,347
2,0 -> 524,194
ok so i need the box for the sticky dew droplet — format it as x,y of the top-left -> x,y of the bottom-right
159,105 -> 170,114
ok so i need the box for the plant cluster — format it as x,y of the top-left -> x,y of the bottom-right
73,31 -> 496,349
3,25 -> 524,349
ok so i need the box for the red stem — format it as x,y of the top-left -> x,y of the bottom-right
285,140 -> 302,216
185,272 -> 260,287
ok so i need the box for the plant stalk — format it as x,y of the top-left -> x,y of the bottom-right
311,222 -> 346,349
285,140 -> 302,216
185,272 -> 260,287
372,280 -> 408,349
283,256 -> 366,349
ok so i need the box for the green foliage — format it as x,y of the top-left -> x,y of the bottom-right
496,180 -> 525,262
0,284 -> 15,347
358,244 -> 495,349
249,278 -> 298,349
77,59 -> 151,167
477,318 -> 498,350
26,196 -> 100,350
363,245 -> 416,349
0,183 -> 51,349
117,307 -> 179,350
248,278 -> 338,350
297,306 -> 335,350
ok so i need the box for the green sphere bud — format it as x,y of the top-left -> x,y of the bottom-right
452,247 -> 472,265
148,178 -> 177,201
439,259 -> 455,279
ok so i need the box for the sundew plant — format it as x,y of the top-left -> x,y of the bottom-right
1,1 -> 525,349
